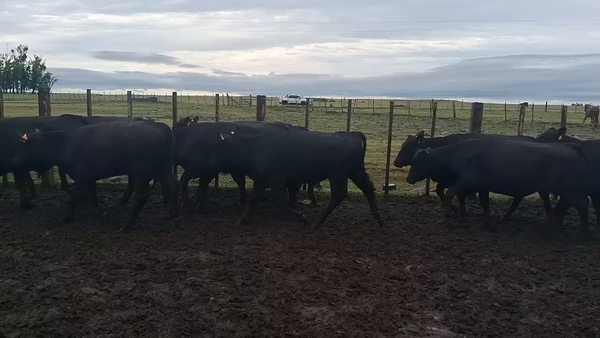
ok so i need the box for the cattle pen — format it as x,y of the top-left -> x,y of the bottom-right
2,91 -> 600,337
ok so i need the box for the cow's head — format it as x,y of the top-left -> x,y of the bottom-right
536,126 -> 567,143
393,130 -> 425,168
406,148 -> 431,184
209,128 -> 243,170
14,128 -> 46,168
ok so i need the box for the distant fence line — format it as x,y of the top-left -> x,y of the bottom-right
0,91 -> 586,114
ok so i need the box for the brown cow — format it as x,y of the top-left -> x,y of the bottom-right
583,104 -> 599,128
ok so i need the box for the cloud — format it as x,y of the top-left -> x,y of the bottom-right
90,51 -> 203,69
49,53 -> 600,102
3,0 -> 600,101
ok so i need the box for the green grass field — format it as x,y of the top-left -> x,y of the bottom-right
2,93 -> 598,197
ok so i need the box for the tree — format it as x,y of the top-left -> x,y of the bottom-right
0,44 -> 57,93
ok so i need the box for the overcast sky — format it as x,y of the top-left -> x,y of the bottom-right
3,0 -> 600,102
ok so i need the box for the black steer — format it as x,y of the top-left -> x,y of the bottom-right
15,120 -> 179,231
407,138 -> 598,236
210,130 -> 384,228
174,121 -> 319,210
536,126 -> 600,228
394,130 -> 537,218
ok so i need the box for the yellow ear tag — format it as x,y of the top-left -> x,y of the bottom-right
558,135 -> 563,141
21,134 -> 28,142
220,134 -> 225,141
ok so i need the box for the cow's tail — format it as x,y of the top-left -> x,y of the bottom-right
356,131 -> 368,159
355,131 -> 376,191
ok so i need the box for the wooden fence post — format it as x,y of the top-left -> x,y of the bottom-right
372,99 -> 375,114
214,94 -> 220,188
517,103 -> 526,135
172,92 -> 178,175
256,95 -> 267,121
425,102 -> 438,196
127,91 -> 133,118
504,101 -> 507,121
86,89 -> 92,117
531,102 -> 535,122
470,102 -> 484,134
346,99 -> 352,132
452,101 -> 456,118
215,94 -> 220,122
408,99 -> 411,116
304,98 -> 310,129
0,89 -> 6,186
38,89 -> 54,187
560,105 -> 568,128
545,101 -> 548,112
384,100 -> 396,194
0,90 -> 4,119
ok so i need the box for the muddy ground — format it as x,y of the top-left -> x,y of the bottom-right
1,185 -> 600,338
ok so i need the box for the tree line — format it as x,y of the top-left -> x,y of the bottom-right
0,45 -> 57,94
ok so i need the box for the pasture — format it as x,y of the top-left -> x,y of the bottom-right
2,94 -> 600,337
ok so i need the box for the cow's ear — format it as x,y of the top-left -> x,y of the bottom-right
230,126 -> 241,135
557,127 -> 567,140
19,132 -> 29,143
416,130 -> 425,143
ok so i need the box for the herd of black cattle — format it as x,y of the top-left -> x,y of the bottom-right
0,114 -> 598,237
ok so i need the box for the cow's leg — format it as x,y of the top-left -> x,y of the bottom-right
26,172 -> 37,198
569,195 -> 591,239
272,178 -> 307,223
436,183 -> 457,211
501,196 -> 523,221
554,197 -> 571,228
61,180 -> 87,223
591,195 -> 600,230
583,116 -> 588,123
231,172 -> 247,205
287,182 -> 301,210
118,180 -> 135,206
160,172 -> 179,220
58,168 -> 70,193
443,178 -> 471,226
457,194 -> 467,217
313,177 -> 348,228
194,177 -> 212,212
351,172 -> 385,227
235,182 -> 265,227
122,180 -> 151,233
478,190 -> 496,231
307,184 -> 318,207
15,172 -> 35,210
179,170 -> 195,209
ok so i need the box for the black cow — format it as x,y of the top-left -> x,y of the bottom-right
536,126 -> 600,228
407,138 -> 598,236
14,120 -> 179,231
210,130 -> 385,228
394,130 -> 537,218
0,116 -> 56,208
174,121 -> 319,210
